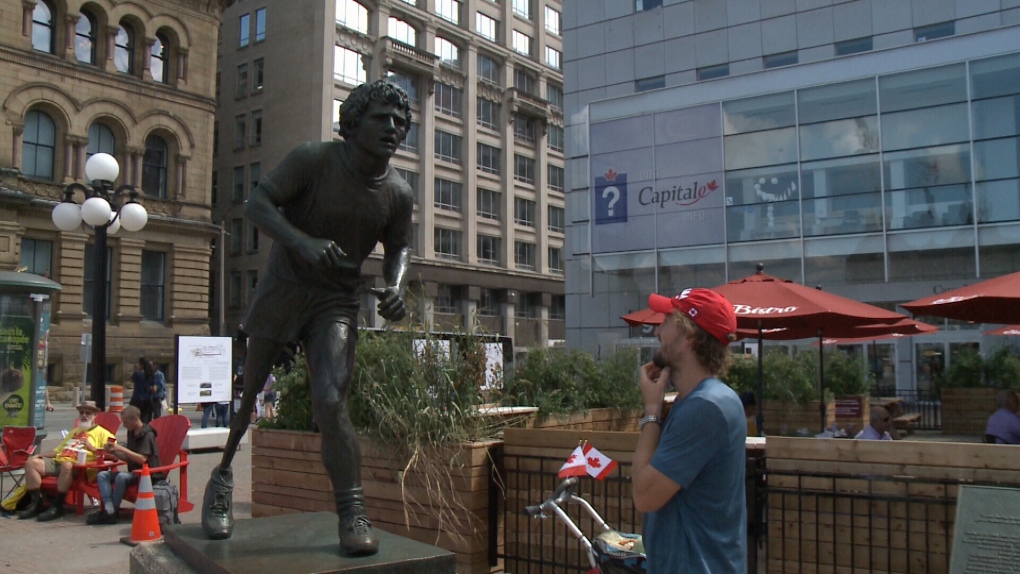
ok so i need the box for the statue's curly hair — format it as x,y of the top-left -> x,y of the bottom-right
338,79 -> 413,141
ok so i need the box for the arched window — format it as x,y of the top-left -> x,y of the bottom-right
151,33 -> 169,83
336,0 -> 368,34
86,123 -> 116,160
114,24 -> 134,74
75,11 -> 97,64
23,110 -> 56,180
32,1 -> 55,54
388,17 -> 416,47
142,134 -> 168,198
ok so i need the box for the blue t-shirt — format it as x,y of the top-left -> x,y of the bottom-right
642,377 -> 747,574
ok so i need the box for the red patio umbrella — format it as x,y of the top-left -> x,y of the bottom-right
620,308 -> 665,327
902,270 -> 1020,324
713,264 -> 908,435
983,325 -> 1020,336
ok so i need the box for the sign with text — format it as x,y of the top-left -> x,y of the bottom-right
176,336 -> 232,404
835,397 -> 865,418
950,485 -> 1020,574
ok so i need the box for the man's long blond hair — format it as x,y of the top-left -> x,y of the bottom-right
670,312 -> 732,377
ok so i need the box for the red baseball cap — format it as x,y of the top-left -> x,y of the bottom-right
648,288 -> 737,344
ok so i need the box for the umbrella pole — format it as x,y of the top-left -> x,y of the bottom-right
819,331 -> 826,433
757,324 -> 764,437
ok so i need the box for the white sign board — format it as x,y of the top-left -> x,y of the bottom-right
950,485 -> 1020,574
483,342 -> 503,390
176,336 -> 232,403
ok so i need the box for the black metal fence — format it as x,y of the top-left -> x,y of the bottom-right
872,389 -> 942,430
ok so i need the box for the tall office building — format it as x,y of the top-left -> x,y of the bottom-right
214,0 -> 566,353
563,2 -> 1020,392
0,0 -> 230,392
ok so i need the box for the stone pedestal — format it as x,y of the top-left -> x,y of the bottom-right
131,511 -> 455,574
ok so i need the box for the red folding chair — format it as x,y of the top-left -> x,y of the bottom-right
94,411 -> 121,435
1,426 -> 37,500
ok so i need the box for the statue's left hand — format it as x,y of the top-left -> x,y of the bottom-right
370,287 -> 406,322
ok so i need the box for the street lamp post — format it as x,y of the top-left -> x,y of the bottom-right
51,153 -> 148,410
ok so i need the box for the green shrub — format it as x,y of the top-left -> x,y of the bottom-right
984,347 -> 1020,390
818,350 -> 874,396
940,347 -> 986,388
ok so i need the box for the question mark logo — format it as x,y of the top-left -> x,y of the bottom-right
603,186 -> 620,216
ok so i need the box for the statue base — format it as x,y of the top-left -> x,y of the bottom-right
130,512 -> 455,574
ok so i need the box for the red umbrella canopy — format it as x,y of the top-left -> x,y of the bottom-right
713,267 -> 906,334
902,270 -> 1020,324
739,318 -> 936,342
621,308 -> 665,327
984,325 -> 1020,336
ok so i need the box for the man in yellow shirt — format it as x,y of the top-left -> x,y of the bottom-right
18,400 -> 115,521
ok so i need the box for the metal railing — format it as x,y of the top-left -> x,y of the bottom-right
872,389 -> 942,430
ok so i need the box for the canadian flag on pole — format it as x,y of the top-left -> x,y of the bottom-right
558,442 -> 618,481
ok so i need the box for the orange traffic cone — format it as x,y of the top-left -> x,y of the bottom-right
120,464 -> 162,546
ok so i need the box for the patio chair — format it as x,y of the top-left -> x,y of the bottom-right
95,411 -> 121,435
1,426 -> 37,500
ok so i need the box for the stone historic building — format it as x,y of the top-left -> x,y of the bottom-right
0,0 -> 231,395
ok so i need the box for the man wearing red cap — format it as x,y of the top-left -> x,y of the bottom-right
633,288 -> 746,574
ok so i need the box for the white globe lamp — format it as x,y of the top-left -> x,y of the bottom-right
84,153 -> 120,183
81,196 -> 113,227
51,201 -> 82,231
119,201 -> 148,232
106,212 -> 121,235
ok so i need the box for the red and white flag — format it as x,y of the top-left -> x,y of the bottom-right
558,444 -> 588,479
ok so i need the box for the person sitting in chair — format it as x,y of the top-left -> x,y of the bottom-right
854,406 -> 894,440
87,405 -> 162,525
985,390 -> 1020,445
18,401 -> 115,521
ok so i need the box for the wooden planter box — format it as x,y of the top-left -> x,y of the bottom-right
251,428 -> 502,574
834,395 -> 870,433
941,387 -> 998,436
527,407 -> 643,432
762,400 -> 835,435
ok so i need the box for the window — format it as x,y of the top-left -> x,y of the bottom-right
19,238 -> 52,277
635,75 -> 665,92
548,125 -> 564,152
546,84 -> 563,109
478,53 -> 500,85
514,68 -> 536,94
82,245 -> 112,319
22,110 -> 55,180
548,205 -> 565,232
237,63 -> 248,97
248,224 -> 259,252
514,197 -> 535,226
550,294 -> 565,319
835,37 -> 872,56
764,51 -> 798,69
232,166 -> 244,201
548,164 -> 564,190
142,134 -> 169,198
512,0 -> 530,19
435,36 -> 460,68
151,33 -> 170,83
436,0 -> 459,24
545,7 -> 560,35
477,235 -> 501,265
234,114 -> 246,149
250,162 -> 261,195
389,17 -> 417,47
434,83 -> 463,117
229,272 -> 241,307
636,0 -> 662,11
140,251 -> 166,321
545,46 -> 561,70
434,178 -> 462,212
336,0 -> 369,34
513,114 -> 537,144
548,248 -> 563,274
514,241 -> 535,270
477,188 -> 501,220
479,288 -> 499,316
253,58 -> 264,92
86,123 -> 116,161
915,21 -> 954,43
75,11 -> 97,64
477,143 -> 501,174
247,270 -> 258,297
477,98 -> 500,129
239,13 -> 250,47
435,285 -> 460,313
476,12 -> 497,41
251,110 -> 263,146
398,122 -> 419,153
386,70 -> 418,103
115,25 -> 135,73
213,121 -> 219,155
514,154 -> 535,184
435,130 -> 462,163
254,8 -> 266,42
697,63 -> 729,81
332,99 -> 342,132
512,30 -> 531,56
230,218 -> 243,254
395,168 -> 419,203
211,171 -> 218,205
434,228 -> 462,260
333,46 -> 366,85
33,1 -> 56,53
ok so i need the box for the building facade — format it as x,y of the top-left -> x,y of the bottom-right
213,0 -> 566,353
0,0 -> 231,394
563,1 -> 1020,392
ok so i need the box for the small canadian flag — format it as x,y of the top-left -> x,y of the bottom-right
558,441 -> 618,481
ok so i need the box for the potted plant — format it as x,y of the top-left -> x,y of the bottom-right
940,347 -> 1020,435
724,350 -> 834,434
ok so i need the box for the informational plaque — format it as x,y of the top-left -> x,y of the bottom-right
176,336 -> 232,404
835,397 -> 865,418
950,485 -> 1020,574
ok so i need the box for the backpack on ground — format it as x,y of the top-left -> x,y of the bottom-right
152,480 -> 180,525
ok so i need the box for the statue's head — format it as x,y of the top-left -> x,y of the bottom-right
338,79 -> 413,142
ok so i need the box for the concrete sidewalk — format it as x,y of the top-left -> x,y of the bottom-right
1,402 -> 253,574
